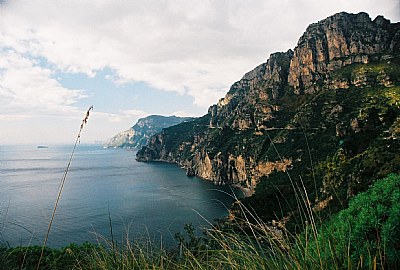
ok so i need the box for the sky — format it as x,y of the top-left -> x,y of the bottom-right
0,0 -> 399,144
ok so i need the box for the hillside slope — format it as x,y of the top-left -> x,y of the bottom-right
137,12 -> 400,223
104,115 -> 192,148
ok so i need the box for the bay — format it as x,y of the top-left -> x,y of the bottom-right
0,144 -> 240,248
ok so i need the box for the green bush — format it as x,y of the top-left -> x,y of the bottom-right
299,173 -> 400,269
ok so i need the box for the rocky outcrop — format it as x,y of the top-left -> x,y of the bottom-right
187,152 -> 291,187
288,12 -> 400,94
104,115 -> 192,148
104,129 -> 136,148
208,51 -> 292,131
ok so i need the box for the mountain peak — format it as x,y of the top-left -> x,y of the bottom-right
289,12 -> 400,94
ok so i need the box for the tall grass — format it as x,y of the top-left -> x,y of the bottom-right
79,174 -> 399,270
1,174 -> 398,269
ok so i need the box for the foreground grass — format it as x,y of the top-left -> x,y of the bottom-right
1,173 -> 399,269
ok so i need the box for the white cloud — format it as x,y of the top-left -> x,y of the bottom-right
0,114 -> 31,121
0,50 -> 86,118
1,0 -> 398,109
120,109 -> 148,118
92,109 -> 147,123
171,110 -> 196,118
0,0 -> 399,143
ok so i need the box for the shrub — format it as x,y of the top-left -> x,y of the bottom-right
299,173 -> 400,269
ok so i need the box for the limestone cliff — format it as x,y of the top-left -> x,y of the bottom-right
137,12 -> 400,222
288,12 -> 400,94
104,115 -> 192,148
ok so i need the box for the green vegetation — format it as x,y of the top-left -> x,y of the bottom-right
293,173 -> 400,269
242,58 -> 400,225
333,57 -> 400,84
0,243 -> 95,270
1,174 -> 399,269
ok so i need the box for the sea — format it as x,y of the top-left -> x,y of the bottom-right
0,144 -> 241,248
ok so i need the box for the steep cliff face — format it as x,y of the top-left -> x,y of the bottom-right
137,12 -> 400,222
104,115 -> 192,148
209,51 -> 293,131
288,12 -> 400,94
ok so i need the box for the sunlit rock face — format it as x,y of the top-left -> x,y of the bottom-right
288,12 -> 399,94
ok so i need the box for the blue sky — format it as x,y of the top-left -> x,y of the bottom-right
0,0 -> 399,144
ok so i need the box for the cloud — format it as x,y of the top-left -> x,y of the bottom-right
171,110 -> 197,118
120,109 -> 148,118
0,0 -> 400,123
0,0 -> 399,144
92,109 -> 148,123
2,0 -> 398,109
0,114 -> 32,121
0,50 -> 86,119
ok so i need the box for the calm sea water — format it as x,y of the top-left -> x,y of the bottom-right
0,144 -> 240,248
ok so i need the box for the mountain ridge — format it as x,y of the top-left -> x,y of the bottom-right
137,12 -> 400,223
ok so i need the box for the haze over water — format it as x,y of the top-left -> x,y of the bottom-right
0,145 -> 240,248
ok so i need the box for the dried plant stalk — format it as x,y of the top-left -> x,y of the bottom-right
37,106 -> 93,270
